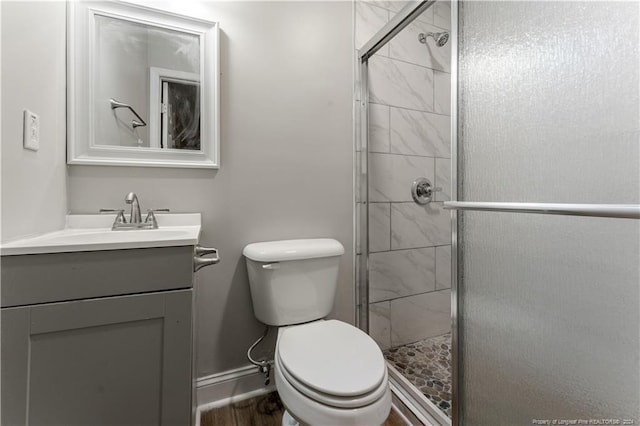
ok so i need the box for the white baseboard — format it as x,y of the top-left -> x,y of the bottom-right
195,364 -> 276,425
195,364 -> 431,426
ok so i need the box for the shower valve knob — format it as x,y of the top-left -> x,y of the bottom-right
411,177 -> 441,205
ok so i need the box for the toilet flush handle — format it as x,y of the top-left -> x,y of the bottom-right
262,263 -> 280,270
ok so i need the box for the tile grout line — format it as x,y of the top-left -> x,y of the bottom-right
387,298 -> 392,350
362,1 -> 446,33
368,58 -> 443,115
368,102 -> 451,159
370,241 -> 452,253
371,286 -> 452,305
433,157 -> 438,284
369,150 -> 451,160
389,200 -> 393,252
369,100 -> 451,118
388,102 -> 392,153
374,52 -> 452,75
369,244 -> 450,254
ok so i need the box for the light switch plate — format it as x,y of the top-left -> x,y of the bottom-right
23,109 -> 40,151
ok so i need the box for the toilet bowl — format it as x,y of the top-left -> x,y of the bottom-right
243,239 -> 391,426
274,320 -> 391,426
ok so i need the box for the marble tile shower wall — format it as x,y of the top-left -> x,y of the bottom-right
356,0 -> 452,350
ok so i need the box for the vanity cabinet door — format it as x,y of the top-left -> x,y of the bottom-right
1,289 -> 192,426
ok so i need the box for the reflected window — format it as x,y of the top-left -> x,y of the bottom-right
161,79 -> 200,150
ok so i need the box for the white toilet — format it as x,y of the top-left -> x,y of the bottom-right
243,238 -> 391,426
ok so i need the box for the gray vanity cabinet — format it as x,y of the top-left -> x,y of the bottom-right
1,247 -> 196,426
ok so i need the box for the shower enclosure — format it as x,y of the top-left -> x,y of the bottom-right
356,1 -> 640,425
355,1 -> 455,423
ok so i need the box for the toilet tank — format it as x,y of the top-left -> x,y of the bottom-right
243,239 -> 345,326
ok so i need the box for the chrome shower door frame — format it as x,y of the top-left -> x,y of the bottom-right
355,1 -> 459,424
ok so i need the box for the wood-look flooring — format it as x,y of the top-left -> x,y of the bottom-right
200,392 -> 406,426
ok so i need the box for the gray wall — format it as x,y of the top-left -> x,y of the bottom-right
67,1 -> 355,377
1,0 -> 354,378
1,1 -> 68,242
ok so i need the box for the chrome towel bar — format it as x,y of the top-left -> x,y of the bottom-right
194,245 -> 220,272
109,98 -> 147,128
443,201 -> 640,219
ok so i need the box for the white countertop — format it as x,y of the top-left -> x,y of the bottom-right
1,214 -> 201,256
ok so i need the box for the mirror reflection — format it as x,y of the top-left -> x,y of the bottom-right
93,14 -> 201,150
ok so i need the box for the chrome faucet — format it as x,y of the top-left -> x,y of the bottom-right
101,193 -> 169,230
125,192 -> 142,223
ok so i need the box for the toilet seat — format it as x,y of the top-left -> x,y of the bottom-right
276,350 -> 389,409
277,320 -> 387,408
274,356 -> 392,426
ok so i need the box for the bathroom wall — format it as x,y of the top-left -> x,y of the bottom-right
67,1 -> 354,377
355,0 -> 452,349
1,1 -> 68,242
1,0 -> 353,380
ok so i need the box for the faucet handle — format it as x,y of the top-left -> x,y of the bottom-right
100,208 -> 126,224
144,209 -> 170,229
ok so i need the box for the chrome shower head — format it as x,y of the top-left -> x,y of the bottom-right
418,31 -> 450,47
434,32 -> 449,46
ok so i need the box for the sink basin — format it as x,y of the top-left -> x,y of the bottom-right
1,214 -> 201,256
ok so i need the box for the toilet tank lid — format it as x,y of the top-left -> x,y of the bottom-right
243,238 -> 344,262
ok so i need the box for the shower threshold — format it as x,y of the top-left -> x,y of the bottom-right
383,333 -> 452,419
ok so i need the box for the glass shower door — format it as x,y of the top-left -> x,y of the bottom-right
454,1 -> 640,424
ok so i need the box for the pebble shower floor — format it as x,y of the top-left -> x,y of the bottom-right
383,333 -> 452,418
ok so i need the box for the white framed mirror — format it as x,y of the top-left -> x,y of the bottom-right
67,1 -> 220,168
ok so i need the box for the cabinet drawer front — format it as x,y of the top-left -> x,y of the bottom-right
1,246 -> 194,307
29,291 -> 167,334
